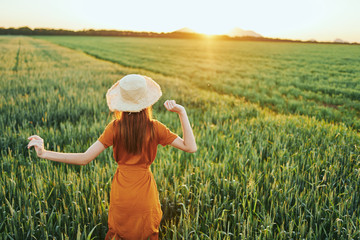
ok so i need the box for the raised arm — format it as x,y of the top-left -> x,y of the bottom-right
164,100 -> 197,153
27,135 -> 105,165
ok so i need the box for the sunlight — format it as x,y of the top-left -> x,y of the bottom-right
1,0 -> 359,42
192,25 -> 228,36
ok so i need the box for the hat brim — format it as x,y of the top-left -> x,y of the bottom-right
106,76 -> 162,112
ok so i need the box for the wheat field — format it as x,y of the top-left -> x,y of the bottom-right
1,36 -> 359,239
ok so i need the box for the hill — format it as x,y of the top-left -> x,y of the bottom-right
228,27 -> 263,38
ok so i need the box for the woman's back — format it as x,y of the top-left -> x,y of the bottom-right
99,119 -> 178,166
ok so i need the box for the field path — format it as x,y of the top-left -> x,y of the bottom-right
11,39 -> 21,72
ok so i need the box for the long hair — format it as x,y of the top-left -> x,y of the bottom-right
114,107 -> 154,155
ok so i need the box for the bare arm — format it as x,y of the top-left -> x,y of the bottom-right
27,135 -> 105,165
164,100 -> 197,153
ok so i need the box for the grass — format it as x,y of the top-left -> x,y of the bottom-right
0,35 -> 359,239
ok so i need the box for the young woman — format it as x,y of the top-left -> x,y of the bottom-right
27,74 -> 197,240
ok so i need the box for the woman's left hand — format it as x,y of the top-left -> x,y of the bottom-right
164,100 -> 185,114
27,135 -> 46,158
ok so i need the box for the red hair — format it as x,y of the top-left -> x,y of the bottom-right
114,107 -> 154,155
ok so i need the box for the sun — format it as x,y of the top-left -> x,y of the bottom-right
192,26 -> 228,36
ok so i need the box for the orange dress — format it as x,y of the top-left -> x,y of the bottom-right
98,119 -> 178,240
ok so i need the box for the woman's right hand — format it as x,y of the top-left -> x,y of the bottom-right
164,100 -> 185,114
27,135 -> 46,158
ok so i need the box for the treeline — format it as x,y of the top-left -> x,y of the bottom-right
0,26 -> 357,45
0,26 -> 217,39
0,27 -> 169,37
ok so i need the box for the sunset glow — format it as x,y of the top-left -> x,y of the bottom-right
1,0 -> 360,42
193,26 -> 228,36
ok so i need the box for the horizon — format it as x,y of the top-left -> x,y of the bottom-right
1,0 -> 360,43
2,25 -> 358,44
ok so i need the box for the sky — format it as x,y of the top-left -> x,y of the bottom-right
1,0 -> 360,42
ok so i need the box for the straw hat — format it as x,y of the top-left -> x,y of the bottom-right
106,74 -> 162,112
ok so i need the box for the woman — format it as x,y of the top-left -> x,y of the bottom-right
27,74 -> 197,240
